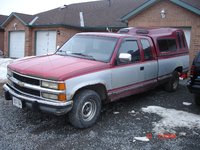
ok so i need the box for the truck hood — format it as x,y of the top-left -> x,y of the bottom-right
8,55 -> 110,81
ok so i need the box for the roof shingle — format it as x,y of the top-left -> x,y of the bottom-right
2,0 -> 200,29
33,0 -> 148,28
0,15 -> 8,29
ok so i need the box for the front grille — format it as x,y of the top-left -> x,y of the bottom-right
13,83 -> 40,96
10,72 -> 41,97
13,73 -> 40,86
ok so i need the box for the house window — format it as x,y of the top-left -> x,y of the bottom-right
141,39 -> 153,60
157,39 -> 177,52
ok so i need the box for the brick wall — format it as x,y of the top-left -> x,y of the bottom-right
128,0 -> 200,64
56,27 -> 80,47
0,31 -> 4,53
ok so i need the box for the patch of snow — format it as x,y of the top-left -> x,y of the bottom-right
134,136 -> 150,142
0,58 -> 14,83
183,102 -> 192,106
113,112 -> 120,115
128,110 -> 135,114
142,106 -> 200,134
179,132 -> 186,136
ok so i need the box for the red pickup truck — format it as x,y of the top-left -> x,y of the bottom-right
3,27 -> 189,128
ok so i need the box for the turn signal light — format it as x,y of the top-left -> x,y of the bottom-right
58,93 -> 67,102
58,83 -> 66,90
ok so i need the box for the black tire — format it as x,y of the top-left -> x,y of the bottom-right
194,94 -> 200,105
68,89 -> 102,129
164,71 -> 179,92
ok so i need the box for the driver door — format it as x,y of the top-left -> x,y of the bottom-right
110,39 -> 145,100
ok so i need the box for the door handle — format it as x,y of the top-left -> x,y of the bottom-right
140,66 -> 144,71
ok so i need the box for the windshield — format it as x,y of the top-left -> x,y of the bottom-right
56,35 -> 118,62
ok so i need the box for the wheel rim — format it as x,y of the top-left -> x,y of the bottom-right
81,99 -> 97,122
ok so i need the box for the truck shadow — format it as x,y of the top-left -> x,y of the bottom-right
24,87 -> 163,135
15,83 -> 198,135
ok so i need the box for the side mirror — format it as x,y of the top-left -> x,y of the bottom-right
119,53 -> 132,63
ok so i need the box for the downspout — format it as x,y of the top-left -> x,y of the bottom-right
29,16 -> 39,25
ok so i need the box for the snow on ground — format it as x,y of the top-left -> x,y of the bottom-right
142,106 -> 200,134
128,110 -> 135,114
183,102 -> 192,106
0,58 -> 14,83
133,136 -> 150,142
113,112 -> 120,115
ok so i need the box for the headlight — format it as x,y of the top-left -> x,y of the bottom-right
42,93 -> 66,101
7,68 -> 12,77
41,81 -> 66,90
42,93 -> 58,100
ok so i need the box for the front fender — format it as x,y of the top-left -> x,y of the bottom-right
65,70 -> 112,100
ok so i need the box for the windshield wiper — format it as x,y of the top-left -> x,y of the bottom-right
57,50 -> 68,56
71,53 -> 96,60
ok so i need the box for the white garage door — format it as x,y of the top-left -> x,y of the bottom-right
36,31 -> 57,56
9,31 -> 25,58
181,28 -> 191,48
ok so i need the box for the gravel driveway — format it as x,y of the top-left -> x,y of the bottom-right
0,81 -> 200,150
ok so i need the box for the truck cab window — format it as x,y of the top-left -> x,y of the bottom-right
177,32 -> 182,49
181,33 -> 186,48
141,39 -> 153,60
118,40 -> 141,64
158,39 -> 177,52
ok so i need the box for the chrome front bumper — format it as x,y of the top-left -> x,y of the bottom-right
3,84 -> 73,115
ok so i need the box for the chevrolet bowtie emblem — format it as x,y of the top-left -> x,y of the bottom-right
18,81 -> 25,87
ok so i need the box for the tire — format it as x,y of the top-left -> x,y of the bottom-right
164,71 -> 179,92
194,94 -> 200,105
68,89 -> 102,128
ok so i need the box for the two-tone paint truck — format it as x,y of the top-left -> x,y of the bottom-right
3,27 -> 189,128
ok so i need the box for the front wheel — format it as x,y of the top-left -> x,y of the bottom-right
164,71 -> 179,92
68,89 -> 102,128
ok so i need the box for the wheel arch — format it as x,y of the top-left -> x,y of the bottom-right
174,66 -> 183,74
72,83 -> 108,103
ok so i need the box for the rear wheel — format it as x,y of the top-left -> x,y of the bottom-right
68,89 -> 102,128
164,71 -> 179,92
194,94 -> 200,105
